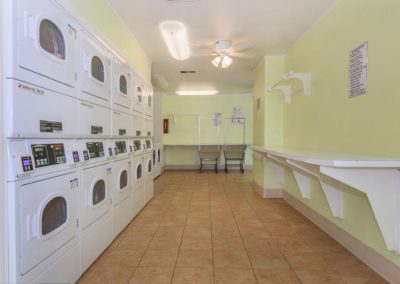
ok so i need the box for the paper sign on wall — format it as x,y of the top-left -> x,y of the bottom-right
349,42 -> 368,98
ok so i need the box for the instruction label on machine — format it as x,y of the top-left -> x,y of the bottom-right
349,42 -> 368,98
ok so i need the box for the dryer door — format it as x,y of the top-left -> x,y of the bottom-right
113,161 -> 130,205
147,158 -> 153,175
19,172 -> 78,275
17,0 -> 76,88
136,162 -> 143,181
82,164 -> 111,228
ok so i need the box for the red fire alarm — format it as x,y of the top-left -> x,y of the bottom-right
163,118 -> 169,134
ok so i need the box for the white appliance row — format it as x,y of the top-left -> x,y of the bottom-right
3,0 -> 153,139
6,137 -> 154,283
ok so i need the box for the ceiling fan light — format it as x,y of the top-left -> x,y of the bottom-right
212,56 -> 221,67
160,21 -> 190,61
221,55 -> 232,68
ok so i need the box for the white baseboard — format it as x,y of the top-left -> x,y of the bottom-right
283,191 -> 400,284
252,181 -> 283,198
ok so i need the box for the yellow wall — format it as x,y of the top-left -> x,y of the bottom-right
58,0 -> 152,81
163,94 -> 253,166
254,0 -> 400,267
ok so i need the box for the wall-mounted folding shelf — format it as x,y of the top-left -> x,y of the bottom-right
268,70 -> 311,104
252,146 -> 400,255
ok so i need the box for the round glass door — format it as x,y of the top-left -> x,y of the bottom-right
137,164 -> 142,180
92,179 -> 106,205
119,75 -> 127,95
91,56 -> 105,82
39,19 -> 66,60
41,196 -> 67,236
120,170 -> 128,190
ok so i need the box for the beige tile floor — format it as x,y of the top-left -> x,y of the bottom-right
78,171 -> 388,284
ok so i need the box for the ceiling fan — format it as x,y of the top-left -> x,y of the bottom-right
194,40 -> 254,69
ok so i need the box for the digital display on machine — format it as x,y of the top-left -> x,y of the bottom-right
21,156 -> 34,172
83,150 -> 90,161
31,144 -> 66,168
72,151 -> 80,163
133,140 -> 141,151
115,141 -> 127,154
109,147 -> 113,156
86,142 -> 104,159
145,140 -> 152,149
129,145 -> 133,153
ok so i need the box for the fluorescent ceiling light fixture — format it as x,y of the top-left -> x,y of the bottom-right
176,90 -> 218,96
160,21 -> 190,61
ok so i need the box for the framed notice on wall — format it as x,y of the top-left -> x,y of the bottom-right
349,42 -> 368,98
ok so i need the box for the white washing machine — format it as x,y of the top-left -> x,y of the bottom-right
153,143 -> 162,179
78,29 -> 111,107
130,139 -> 145,218
4,79 -> 79,138
131,74 -> 144,114
4,0 -> 78,96
111,139 -> 132,238
7,139 -> 81,284
78,139 -> 113,273
144,139 -> 154,204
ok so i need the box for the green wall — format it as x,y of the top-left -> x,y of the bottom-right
163,94 -> 253,167
60,0 -> 152,81
254,0 -> 400,267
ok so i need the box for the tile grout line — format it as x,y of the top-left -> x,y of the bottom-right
169,175 -> 195,284
241,185 -> 304,284
226,174 -> 260,284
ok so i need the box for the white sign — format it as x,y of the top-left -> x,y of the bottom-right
349,42 -> 368,98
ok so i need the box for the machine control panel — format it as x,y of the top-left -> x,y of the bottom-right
31,144 -> 66,168
83,150 -> 90,161
145,140 -> 152,149
21,156 -> 34,172
133,140 -> 141,151
86,142 -> 104,159
115,141 -> 127,154
72,151 -> 80,163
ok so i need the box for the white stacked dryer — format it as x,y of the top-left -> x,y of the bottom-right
130,138 -> 145,217
4,0 -> 79,139
111,57 -> 131,138
78,29 -> 111,138
7,139 -> 81,284
111,139 -> 132,238
77,139 -> 113,272
144,138 -> 154,204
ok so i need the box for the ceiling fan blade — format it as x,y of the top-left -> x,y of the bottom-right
230,52 -> 255,60
231,42 -> 253,52
192,53 -> 216,57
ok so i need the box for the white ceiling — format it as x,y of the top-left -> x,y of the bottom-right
108,0 -> 338,95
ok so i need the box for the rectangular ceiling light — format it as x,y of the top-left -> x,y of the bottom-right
176,90 -> 218,96
160,21 -> 190,61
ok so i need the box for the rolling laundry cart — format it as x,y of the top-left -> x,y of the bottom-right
199,145 -> 220,173
223,145 -> 246,173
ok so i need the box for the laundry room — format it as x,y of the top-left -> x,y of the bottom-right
1,0 -> 400,283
